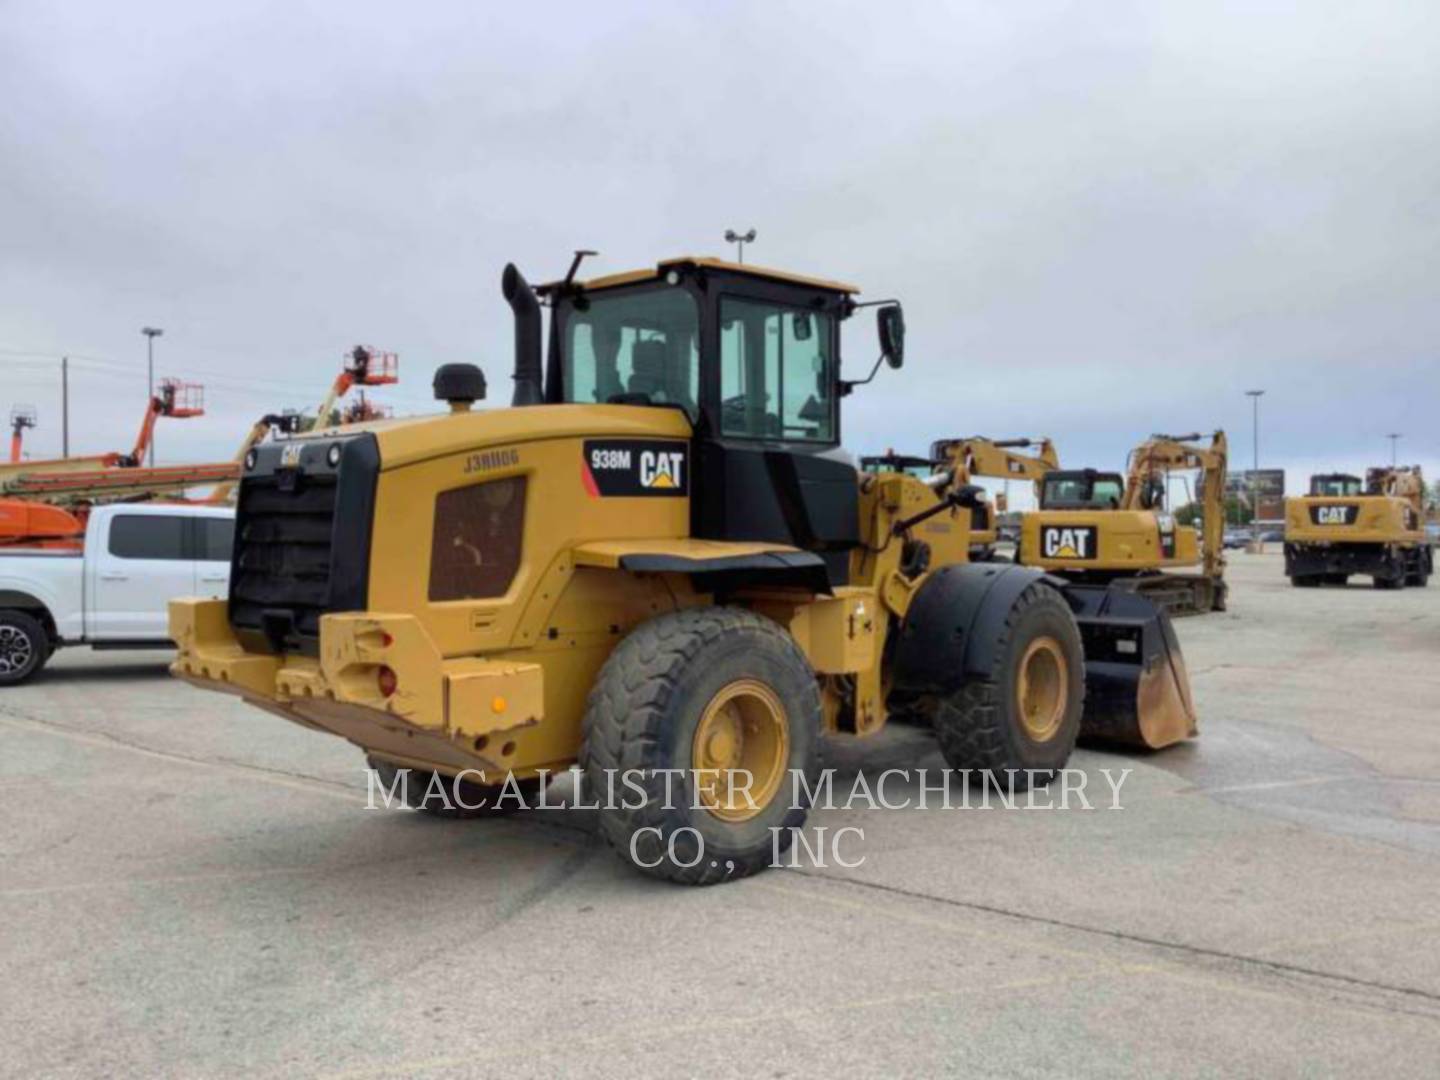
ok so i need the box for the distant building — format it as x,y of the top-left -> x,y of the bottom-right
1226,469 -> 1286,523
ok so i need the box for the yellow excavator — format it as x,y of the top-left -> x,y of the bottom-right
1284,466 -> 1431,588
1017,431 -> 1228,615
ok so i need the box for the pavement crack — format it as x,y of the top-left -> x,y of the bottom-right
0,706 -> 357,801
787,867 -> 1440,1017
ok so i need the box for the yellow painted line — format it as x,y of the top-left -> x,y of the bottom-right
1258,918 -> 1440,959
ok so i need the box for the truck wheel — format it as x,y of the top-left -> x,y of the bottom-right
0,610 -> 49,686
1373,569 -> 1405,590
930,582 -> 1082,791
580,608 -> 821,885
1405,552 -> 1430,587
365,756 -> 539,818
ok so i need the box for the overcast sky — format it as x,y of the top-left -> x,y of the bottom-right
2,1 -> 1436,505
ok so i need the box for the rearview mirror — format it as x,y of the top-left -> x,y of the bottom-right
878,305 -> 905,369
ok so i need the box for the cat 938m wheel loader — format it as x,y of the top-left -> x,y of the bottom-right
170,255 -> 1196,885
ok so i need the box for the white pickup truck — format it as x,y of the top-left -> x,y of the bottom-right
0,503 -> 234,685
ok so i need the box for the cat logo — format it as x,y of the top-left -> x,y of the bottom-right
639,450 -> 684,489
280,443 -> 303,469
1313,504 -> 1357,526
1041,525 -> 1097,559
582,439 -> 689,497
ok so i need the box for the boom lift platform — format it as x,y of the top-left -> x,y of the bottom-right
8,406 -> 37,464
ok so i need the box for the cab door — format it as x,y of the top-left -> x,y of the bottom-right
695,292 -> 858,585
90,513 -> 194,639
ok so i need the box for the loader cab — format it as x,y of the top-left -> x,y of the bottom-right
542,257 -> 893,586
1310,473 -> 1362,497
1040,469 -> 1125,511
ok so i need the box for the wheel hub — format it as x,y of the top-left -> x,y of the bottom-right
0,625 -> 33,675
1017,636 -> 1068,742
692,679 -> 789,823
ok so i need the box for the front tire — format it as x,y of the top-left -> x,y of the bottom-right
0,610 -> 49,686
580,608 -> 821,885
930,582 -> 1083,791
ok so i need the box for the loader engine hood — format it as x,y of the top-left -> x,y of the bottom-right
229,405 -> 694,657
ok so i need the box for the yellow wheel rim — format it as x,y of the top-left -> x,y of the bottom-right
691,679 -> 789,823
1017,636 -> 1068,742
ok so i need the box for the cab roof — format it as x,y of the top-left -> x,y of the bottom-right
541,256 -> 860,296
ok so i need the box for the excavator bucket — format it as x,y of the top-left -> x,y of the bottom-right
1062,582 -> 1197,750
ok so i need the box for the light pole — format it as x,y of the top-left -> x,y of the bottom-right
1387,432 -> 1401,467
142,327 -> 163,466
1245,389 -> 1264,528
724,229 -> 756,264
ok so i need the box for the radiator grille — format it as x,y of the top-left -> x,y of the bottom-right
231,473 -> 339,640
227,433 -> 378,655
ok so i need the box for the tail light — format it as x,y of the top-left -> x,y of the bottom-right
377,666 -> 398,697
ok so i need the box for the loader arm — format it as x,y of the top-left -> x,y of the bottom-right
931,436 -> 1060,502
207,414 -> 286,505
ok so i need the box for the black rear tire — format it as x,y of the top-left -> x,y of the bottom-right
580,607 -> 821,885
365,756 -> 540,818
929,582 -> 1083,791
0,610 -> 49,686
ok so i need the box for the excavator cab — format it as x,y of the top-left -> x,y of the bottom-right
1040,469 -> 1125,510
1311,473 -> 1362,497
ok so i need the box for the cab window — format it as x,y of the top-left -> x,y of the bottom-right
719,297 -> 835,442
561,288 -> 700,419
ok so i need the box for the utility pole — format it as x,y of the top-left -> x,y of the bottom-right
1387,432 -> 1401,467
1245,389 -> 1265,528
142,327 -> 163,465
724,228 -> 756,264
61,356 -> 69,458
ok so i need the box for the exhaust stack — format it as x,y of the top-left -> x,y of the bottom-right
502,263 -> 543,406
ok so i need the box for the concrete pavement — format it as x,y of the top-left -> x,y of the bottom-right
2,552 -> 1438,1077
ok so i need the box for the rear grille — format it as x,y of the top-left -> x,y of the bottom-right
232,475 -> 338,640
228,433 -> 378,655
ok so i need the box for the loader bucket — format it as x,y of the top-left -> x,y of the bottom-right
1061,582 -> 1197,750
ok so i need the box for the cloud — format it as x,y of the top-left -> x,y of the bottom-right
2,0 -> 1436,488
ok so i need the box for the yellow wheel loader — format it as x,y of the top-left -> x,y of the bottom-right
1017,431 -> 1229,616
861,438 -> 1058,558
170,255 -> 1196,885
1284,467 -> 1431,588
